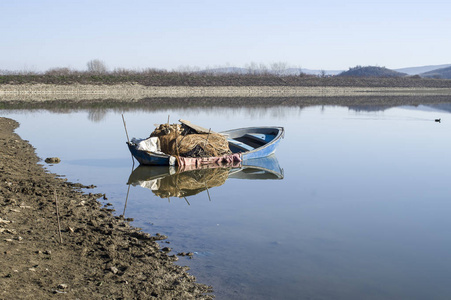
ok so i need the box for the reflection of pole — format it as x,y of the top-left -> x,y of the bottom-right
204,183 -> 212,201
123,183 -> 131,217
123,162 -> 135,217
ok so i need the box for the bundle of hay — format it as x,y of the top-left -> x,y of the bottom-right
150,123 -> 231,157
150,123 -> 183,155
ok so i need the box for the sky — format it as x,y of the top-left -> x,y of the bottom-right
1,0 -> 450,72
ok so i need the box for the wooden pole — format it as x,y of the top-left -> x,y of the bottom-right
54,190 -> 63,244
122,114 -> 135,167
121,114 -> 130,144
205,128 -> 211,145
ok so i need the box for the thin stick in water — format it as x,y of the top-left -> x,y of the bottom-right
122,114 -> 135,166
122,114 -> 130,144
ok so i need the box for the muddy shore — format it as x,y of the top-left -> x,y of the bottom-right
0,117 -> 213,299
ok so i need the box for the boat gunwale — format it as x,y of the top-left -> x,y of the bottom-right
222,126 -> 284,156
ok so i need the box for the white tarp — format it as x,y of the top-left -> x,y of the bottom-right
132,137 -> 161,153
131,137 -> 176,166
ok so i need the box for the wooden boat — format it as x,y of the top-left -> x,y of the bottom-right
127,126 -> 284,166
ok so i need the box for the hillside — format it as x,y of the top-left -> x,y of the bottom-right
395,64 -> 451,75
421,66 -> 451,79
338,66 -> 407,78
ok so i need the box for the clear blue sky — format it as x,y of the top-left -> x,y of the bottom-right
1,0 -> 450,72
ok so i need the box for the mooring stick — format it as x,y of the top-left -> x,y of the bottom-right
122,114 -> 135,167
54,190 -> 63,244
122,114 -> 130,144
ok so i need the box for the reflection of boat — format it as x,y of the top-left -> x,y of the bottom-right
127,126 -> 284,166
127,155 -> 284,199
229,155 -> 284,180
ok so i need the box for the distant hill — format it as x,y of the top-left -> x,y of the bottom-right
197,65 -> 451,78
338,66 -> 407,78
424,103 -> 451,113
395,64 -> 451,75
420,66 -> 451,79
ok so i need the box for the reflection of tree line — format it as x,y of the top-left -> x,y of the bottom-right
2,96 -> 451,122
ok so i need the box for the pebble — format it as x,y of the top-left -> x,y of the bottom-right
110,266 -> 119,274
57,284 -> 68,289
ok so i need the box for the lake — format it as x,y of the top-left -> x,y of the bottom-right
3,102 -> 451,299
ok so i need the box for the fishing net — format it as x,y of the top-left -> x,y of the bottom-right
150,123 -> 231,157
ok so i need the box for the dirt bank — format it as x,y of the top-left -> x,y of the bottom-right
0,117 -> 213,299
2,84 -> 451,102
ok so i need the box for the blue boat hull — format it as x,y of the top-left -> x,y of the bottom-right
127,143 -> 171,166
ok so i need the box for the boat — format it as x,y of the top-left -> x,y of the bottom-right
127,125 -> 284,166
127,155 -> 284,199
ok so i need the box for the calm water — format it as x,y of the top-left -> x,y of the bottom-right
3,103 -> 451,299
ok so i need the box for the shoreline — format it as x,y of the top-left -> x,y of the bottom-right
2,84 -> 451,102
0,117 -> 213,299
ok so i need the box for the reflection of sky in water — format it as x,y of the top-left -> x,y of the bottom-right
3,104 -> 451,300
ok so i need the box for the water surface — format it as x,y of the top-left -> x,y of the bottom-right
3,103 -> 451,299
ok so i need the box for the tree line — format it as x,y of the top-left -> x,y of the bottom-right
0,59 -> 307,77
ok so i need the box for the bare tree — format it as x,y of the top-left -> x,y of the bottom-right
245,62 -> 269,75
270,62 -> 288,76
87,59 -> 108,74
245,62 -> 259,75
